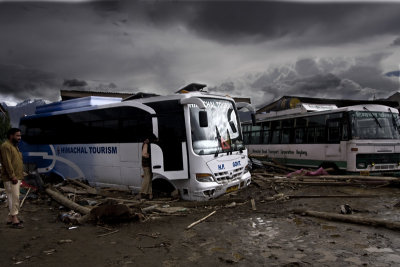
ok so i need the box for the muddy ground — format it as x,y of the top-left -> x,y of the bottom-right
1,181 -> 400,266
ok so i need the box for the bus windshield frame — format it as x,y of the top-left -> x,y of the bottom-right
189,98 -> 244,155
350,111 -> 400,140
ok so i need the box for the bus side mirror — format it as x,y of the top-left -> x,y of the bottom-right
199,110 -> 208,127
251,113 -> 256,126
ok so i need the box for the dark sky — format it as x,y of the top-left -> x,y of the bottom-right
0,0 -> 399,105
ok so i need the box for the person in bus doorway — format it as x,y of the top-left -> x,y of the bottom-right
139,136 -> 153,200
1,128 -> 24,229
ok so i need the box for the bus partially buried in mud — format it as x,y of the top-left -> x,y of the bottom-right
243,103 -> 400,175
19,84 -> 253,201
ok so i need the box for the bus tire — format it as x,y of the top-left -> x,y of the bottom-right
152,178 -> 177,197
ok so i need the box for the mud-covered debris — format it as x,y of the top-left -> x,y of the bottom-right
340,204 -> 353,214
225,202 -> 237,208
59,210 -> 82,224
58,239 -> 73,244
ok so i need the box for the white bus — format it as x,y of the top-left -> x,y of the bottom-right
19,85 -> 253,201
243,103 -> 400,175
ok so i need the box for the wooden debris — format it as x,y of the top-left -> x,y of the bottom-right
261,161 -> 297,172
286,194 -> 380,199
59,186 -> 87,195
294,209 -> 400,231
141,205 -> 159,213
20,187 -> 31,209
97,230 -> 119,238
170,198 -> 246,208
186,210 -> 217,230
66,179 -> 97,195
250,198 -> 257,211
45,187 -> 91,215
294,175 -> 400,181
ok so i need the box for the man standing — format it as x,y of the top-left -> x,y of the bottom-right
1,128 -> 24,228
140,137 -> 153,200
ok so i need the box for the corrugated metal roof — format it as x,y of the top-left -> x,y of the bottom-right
257,95 -> 398,114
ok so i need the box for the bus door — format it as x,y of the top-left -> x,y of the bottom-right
148,107 -> 189,180
150,142 -> 189,180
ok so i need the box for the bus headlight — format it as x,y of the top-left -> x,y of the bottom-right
356,162 -> 366,169
196,173 -> 214,183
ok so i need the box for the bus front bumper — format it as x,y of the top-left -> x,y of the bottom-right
191,171 -> 252,201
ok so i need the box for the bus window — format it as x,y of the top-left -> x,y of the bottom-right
307,115 -> 326,143
263,131 -> 270,144
296,117 -> 307,127
307,128 -> 315,143
262,122 -> 270,144
271,120 -> 281,144
250,131 -> 261,144
308,115 -> 326,126
327,120 -> 341,143
243,132 -> 251,144
295,128 -> 307,144
271,130 -> 280,144
281,119 -> 294,144
328,112 -> 343,119
342,121 -> 349,141
281,129 -> 291,144
315,127 -> 325,143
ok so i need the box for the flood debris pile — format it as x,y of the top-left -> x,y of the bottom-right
248,156 -> 400,233
39,179 -> 248,227
250,157 -> 400,188
40,180 -> 194,226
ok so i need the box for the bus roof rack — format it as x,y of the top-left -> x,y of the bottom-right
176,83 -> 207,94
36,96 -> 122,114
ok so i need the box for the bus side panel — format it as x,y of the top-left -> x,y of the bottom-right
247,143 -> 347,169
120,143 -> 142,189
51,144 -> 121,184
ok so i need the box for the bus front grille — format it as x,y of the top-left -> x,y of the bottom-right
374,164 -> 396,170
214,167 -> 244,183
356,153 -> 400,166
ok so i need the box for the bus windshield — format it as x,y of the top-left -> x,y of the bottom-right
350,111 -> 400,140
190,98 -> 244,155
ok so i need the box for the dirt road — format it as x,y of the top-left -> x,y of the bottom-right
1,185 -> 400,266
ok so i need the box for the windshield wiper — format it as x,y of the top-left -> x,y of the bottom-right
226,129 -> 233,155
388,108 -> 399,131
363,107 -> 382,128
214,126 -> 222,157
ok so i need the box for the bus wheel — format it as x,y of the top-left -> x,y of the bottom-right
319,162 -> 341,174
152,179 -> 176,198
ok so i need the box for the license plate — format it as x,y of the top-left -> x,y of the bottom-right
226,185 -> 238,193
360,171 -> 370,176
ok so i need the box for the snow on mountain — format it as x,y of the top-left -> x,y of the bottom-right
2,99 -> 48,127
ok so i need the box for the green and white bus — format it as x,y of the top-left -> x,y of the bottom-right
243,103 -> 400,175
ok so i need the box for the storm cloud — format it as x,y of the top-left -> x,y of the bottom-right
0,0 -> 399,104
136,1 -> 400,46
210,53 -> 399,106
